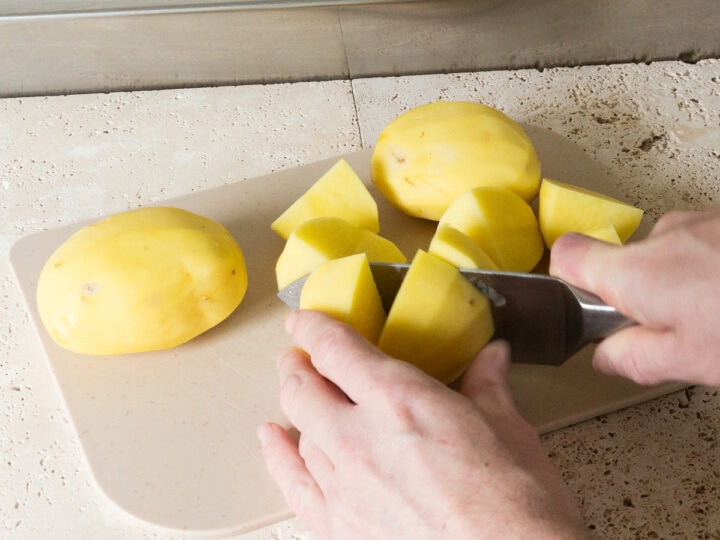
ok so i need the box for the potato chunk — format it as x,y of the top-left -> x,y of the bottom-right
538,178 -> 644,248
36,207 -> 248,355
428,224 -> 499,270
584,224 -> 622,245
271,159 -> 379,240
275,217 -> 406,289
438,187 -> 544,272
378,250 -> 494,384
300,253 -> 386,343
371,101 -> 541,220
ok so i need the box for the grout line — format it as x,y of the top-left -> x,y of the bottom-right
336,10 -> 365,151
349,78 -> 364,150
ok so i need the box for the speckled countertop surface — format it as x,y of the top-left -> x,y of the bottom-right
2,60 -> 719,539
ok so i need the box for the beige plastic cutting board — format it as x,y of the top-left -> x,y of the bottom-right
10,125 -> 682,536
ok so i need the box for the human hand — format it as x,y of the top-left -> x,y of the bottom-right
550,208 -> 720,386
258,310 -> 584,540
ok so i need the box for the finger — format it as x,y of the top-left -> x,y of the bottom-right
459,340 -> 516,412
549,232 -> 621,292
549,233 -> 638,317
592,326 -> 678,386
650,210 -> 698,237
298,433 -> 335,487
286,310 -> 392,403
277,347 -> 353,449
257,422 -> 326,534
650,208 -> 720,238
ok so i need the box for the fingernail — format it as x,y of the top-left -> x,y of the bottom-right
257,423 -> 273,448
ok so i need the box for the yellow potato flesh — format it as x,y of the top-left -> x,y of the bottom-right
370,101 -> 541,220
428,223 -> 499,270
275,217 -> 406,289
438,187 -> 544,272
300,253 -> 386,343
584,224 -> 622,245
377,250 -> 495,384
271,159 -> 379,240
36,207 -> 248,355
538,178 -> 644,248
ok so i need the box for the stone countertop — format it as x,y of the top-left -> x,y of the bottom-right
1,60 -> 719,539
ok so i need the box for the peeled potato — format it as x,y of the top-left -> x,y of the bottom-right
538,178 -> 644,248
271,159 -> 379,240
370,101 -> 541,220
428,223 -> 499,270
275,217 -> 406,289
300,253 -> 386,343
377,250 -> 495,384
36,207 -> 248,355
438,187 -> 544,272
584,224 -> 622,245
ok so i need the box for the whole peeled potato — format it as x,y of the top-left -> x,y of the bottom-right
371,101 -> 541,220
36,207 -> 248,355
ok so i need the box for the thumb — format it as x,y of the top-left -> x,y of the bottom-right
459,340 -> 516,412
593,325 -> 679,386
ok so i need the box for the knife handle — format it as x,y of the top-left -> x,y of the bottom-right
570,284 -> 635,343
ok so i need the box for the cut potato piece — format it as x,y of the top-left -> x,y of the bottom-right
539,178 -> 644,248
275,217 -> 406,289
428,223 -> 499,270
438,187 -> 544,272
370,101 -> 541,220
378,250 -> 495,384
36,207 -> 248,355
271,159 -> 379,240
584,224 -> 622,245
300,253 -> 386,343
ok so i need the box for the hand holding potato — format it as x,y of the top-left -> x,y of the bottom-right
258,311 -> 585,540
550,208 -> 720,386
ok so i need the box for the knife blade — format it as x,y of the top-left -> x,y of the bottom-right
277,262 -> 634,366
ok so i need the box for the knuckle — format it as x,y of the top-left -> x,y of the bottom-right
606,339 -> 656,386
332,435 -> 377,476
379,380 -> 424,431
390,403 -> 417,432
595,245 -> 642,315
286,477 -> 314,516
333,434 -> 360,461
623,350 -> 654,386
654,210 -> 690,234
310,325 -> 351,368
297,433 -> 310,458
279,373 -> 303,412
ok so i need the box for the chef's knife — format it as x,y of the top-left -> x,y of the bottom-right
277,262 -> 634,366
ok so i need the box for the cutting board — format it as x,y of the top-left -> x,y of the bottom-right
9,125 -> 682,536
